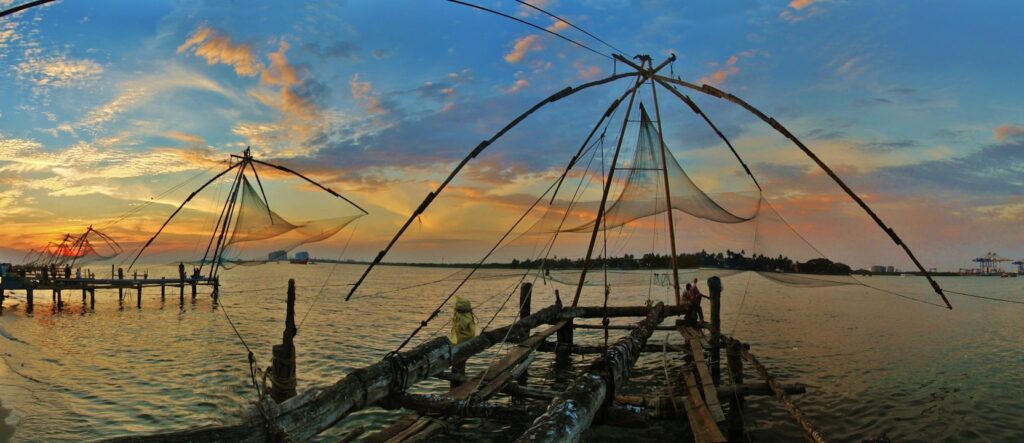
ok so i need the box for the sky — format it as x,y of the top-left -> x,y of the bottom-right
1,0 -> 1022,271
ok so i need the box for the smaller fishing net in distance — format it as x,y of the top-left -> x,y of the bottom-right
219,176 -> 363,267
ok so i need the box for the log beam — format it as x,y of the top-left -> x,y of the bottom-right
516,302 -> 667,443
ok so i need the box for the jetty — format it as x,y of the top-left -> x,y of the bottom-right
107,277 -> 823,442
0,265 -> 219,312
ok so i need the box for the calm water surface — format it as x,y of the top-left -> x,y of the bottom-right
1,264 -> 1022,442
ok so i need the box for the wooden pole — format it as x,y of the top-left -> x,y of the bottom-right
89,288 -> 95,310
26,287 -> 33,314
191,280 -> 197,300
137,286 -> 142,309
646,64 -> 683,307
160,279 -> 165,301
517,302 -> 668,443
726,338 -> 745,441
708,276 -> 722,386
56,288 -> 62,309
571,75 -> 643,307
517,282 -> 532,386
269,279 -> 298,403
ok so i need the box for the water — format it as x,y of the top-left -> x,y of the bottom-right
1,264 -> 1022,442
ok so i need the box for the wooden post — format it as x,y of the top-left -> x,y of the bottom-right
269,279 -> 298,403
708,276 -> 722,386
118,286 -> 123,302
26,287 -> 33,314
726,338 -> 745,441
160,279 -> 166,301
137,286 -> 142,308
212,277 -> 219,303
82,288 -> 87,306
89,288 -> 95,310
191,280 -> 197,300
56,288 -> 62,309
517,282 -> 533,386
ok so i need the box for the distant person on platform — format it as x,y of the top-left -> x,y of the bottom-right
686,278 -> 705,323
178,262 -> 186,282
449,297 -> 477,388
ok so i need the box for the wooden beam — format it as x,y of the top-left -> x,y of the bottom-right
516,302 -> 667,443
743,349 -> 828,443
678,324 -> 725,421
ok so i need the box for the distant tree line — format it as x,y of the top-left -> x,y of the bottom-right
503,250 -> 852,275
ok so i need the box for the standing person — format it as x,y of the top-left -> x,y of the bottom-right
688,278 -> 705,323
117,267 -> 124,280
178,262 -> 186,282
449,297 -> 477,388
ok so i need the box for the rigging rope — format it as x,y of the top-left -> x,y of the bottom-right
447,0 -> 613,61
511,0 -> 629,56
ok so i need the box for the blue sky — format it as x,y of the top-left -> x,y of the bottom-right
1,0 -> 1022,270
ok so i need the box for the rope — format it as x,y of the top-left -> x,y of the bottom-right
944,289 -> 1024,305
297,218 -> 362,330
511,0 -> 629,55
447,0 -> 613,61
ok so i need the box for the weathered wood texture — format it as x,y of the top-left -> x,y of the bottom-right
743,348 -> 828,443
101,303 -> 687,442
367,322 -> 563,443
679,324 -> 725,422
516,302 -> 667,443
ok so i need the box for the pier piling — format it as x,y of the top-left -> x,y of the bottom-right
26,287 -> 33,313
517,282 -> 532,386
709,276 -> 722,386
137,286 -> 142,308
726,338 -> 746,441
269,279 -> 298,403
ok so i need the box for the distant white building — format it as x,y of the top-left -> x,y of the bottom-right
268,250 -> 287,261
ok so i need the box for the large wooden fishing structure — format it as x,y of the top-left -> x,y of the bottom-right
93,46 -> 952,442
2,1 -> 959,441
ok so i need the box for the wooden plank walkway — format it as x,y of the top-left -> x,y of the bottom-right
366,321 -> 568,443
679,324 -> 725,421
676,323 -> 726,442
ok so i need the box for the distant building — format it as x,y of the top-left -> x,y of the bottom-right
870,265 -> 886,273
268,250 -> 287,261
886,266 -> 896,273
293,251 -> 309,261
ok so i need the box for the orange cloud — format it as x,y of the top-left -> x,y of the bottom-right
788,0 -> 815,10
503,18 -> 572,64
994,124 -> 1024,141
573,61 -> 601,79
698,51 -> 754,86
781,0 -> 821,22
350,73 -> 385,114
177,27 -> 262,77
504,34 -> 542,64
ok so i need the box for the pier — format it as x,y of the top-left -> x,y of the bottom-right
107,275 -> 825,443
0,265 -> 219,313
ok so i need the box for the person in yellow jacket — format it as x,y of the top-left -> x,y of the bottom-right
450,297 -> 477,387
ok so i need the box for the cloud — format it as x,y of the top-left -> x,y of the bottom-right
504,34 -> 543,64
516,0 -> 555,18
698,50 -> 754,86
780,0 -> 822,22
994,124 -> 1024,141
14,54 -> 102,90
177,26 -> 262,77
503,17 -> 573,64
835,55 -> 868,76
61,64 -> 234,135
303,41 -> 359,60
350,73 -> 384,114
788,0 -> 815,10
573,60 -> 601,79
178,26 -> 341,157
